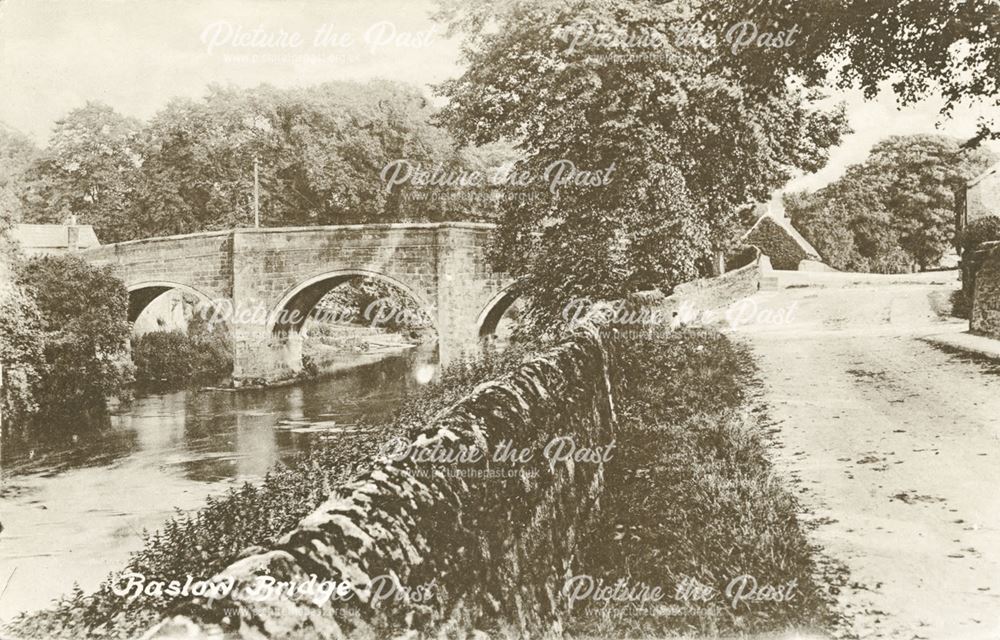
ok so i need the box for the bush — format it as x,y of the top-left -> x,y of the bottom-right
744,217 -> 808,270
960,215 -> 1000,255
949,289 -> 971,319
14,254 -> 133,423
132,328 -> 232,386
724,245 -> 759,271
0,271 -> 43,431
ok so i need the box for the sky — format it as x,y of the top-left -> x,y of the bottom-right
1,0 -> 997,197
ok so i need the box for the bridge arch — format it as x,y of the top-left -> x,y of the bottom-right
127,281 -> 215,324
477,284 -> 521,338
267,269 -> 436,336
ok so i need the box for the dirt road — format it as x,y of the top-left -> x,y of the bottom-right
732,273 -> 1000,639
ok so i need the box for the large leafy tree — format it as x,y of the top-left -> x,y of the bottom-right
787,135 -> 996,272
700,0 -> 1000,143
132,81 -> 479,236
20,103 -> 142,242
0,126 -> 40,265
0,125 -> 38,233
13,82 -> 496,242
433,0 -> 849,325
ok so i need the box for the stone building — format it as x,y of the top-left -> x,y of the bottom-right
9,218 -> 100,256
956,160 -> 1000,245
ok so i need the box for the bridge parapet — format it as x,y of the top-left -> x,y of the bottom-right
80,223 -> 512,383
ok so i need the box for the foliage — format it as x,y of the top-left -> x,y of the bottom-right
744,217 -> 808,270
960,215 -> 1000,255
132,328 -> 232,387
0,263 -> 44,431
17,83 -> 508,243
949,289 -> 972,320
18,104 -> 142,242
573,327 -> 832,636
723,244 -> 760,271
786,135 -> 997,272
14,254 -> 133,421
699,0 -> 1000,143
432,0 -> 849,329
0,126 -> 37,229
312,278 -> 432,332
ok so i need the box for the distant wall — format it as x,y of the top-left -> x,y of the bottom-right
143,324 -> 616,639
971,243 -> 1000,339
627,252 -> 763,322
671,253 -> 762,311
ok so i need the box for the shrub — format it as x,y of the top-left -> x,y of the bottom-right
15,254 -> 133,423
744,217 -> 808,270
724,245 -> 759,271
132,328 -> 232,386
960,215 -> 1000,255
949,289 -> 971,319
0,271 -> 43,432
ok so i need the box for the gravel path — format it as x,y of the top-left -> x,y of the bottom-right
733,275 -> 1000,640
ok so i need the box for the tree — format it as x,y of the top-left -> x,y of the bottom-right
0,125 -> 37,230
0,261 -> 43,432
132,81 -> 482,237
699,0 -> 1000,143
787,135 -> 996,272
20,103 -> 142,242
432,0 -> 849,326
16,255 -> 133,421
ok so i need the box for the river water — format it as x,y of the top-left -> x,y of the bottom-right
0,345 -> 437,622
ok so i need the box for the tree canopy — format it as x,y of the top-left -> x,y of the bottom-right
699,0 -> 1000,144
432,0 -> 850,325
0,126 -> 38,248
15,254 -> 133,421
785,134 -> 997,272
16,82 -> 503,243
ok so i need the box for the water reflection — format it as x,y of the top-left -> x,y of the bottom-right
0,344 -> 437,621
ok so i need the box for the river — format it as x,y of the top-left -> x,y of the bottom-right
0,345 -> 438,622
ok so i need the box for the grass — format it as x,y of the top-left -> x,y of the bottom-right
565,327 -> 835,637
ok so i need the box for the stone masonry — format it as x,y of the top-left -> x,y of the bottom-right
971,242 -> 1000,339
79,223 -> 511,383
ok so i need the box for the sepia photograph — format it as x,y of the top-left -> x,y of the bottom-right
0,0 -> 998,638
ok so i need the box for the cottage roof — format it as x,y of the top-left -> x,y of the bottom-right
10,223 -> 101,250
968,161 -> 1000,188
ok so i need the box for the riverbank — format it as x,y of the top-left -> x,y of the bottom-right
0,346 -> 438,626
5,329 -> 833,639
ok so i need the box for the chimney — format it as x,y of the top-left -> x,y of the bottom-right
67,215 -> 79,251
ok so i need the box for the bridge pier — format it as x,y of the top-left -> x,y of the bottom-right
231,332 -> 303,384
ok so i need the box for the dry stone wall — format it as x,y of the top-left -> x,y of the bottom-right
971,243 -> 1000,338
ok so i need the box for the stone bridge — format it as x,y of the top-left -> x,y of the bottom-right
79,223 -> 515,383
